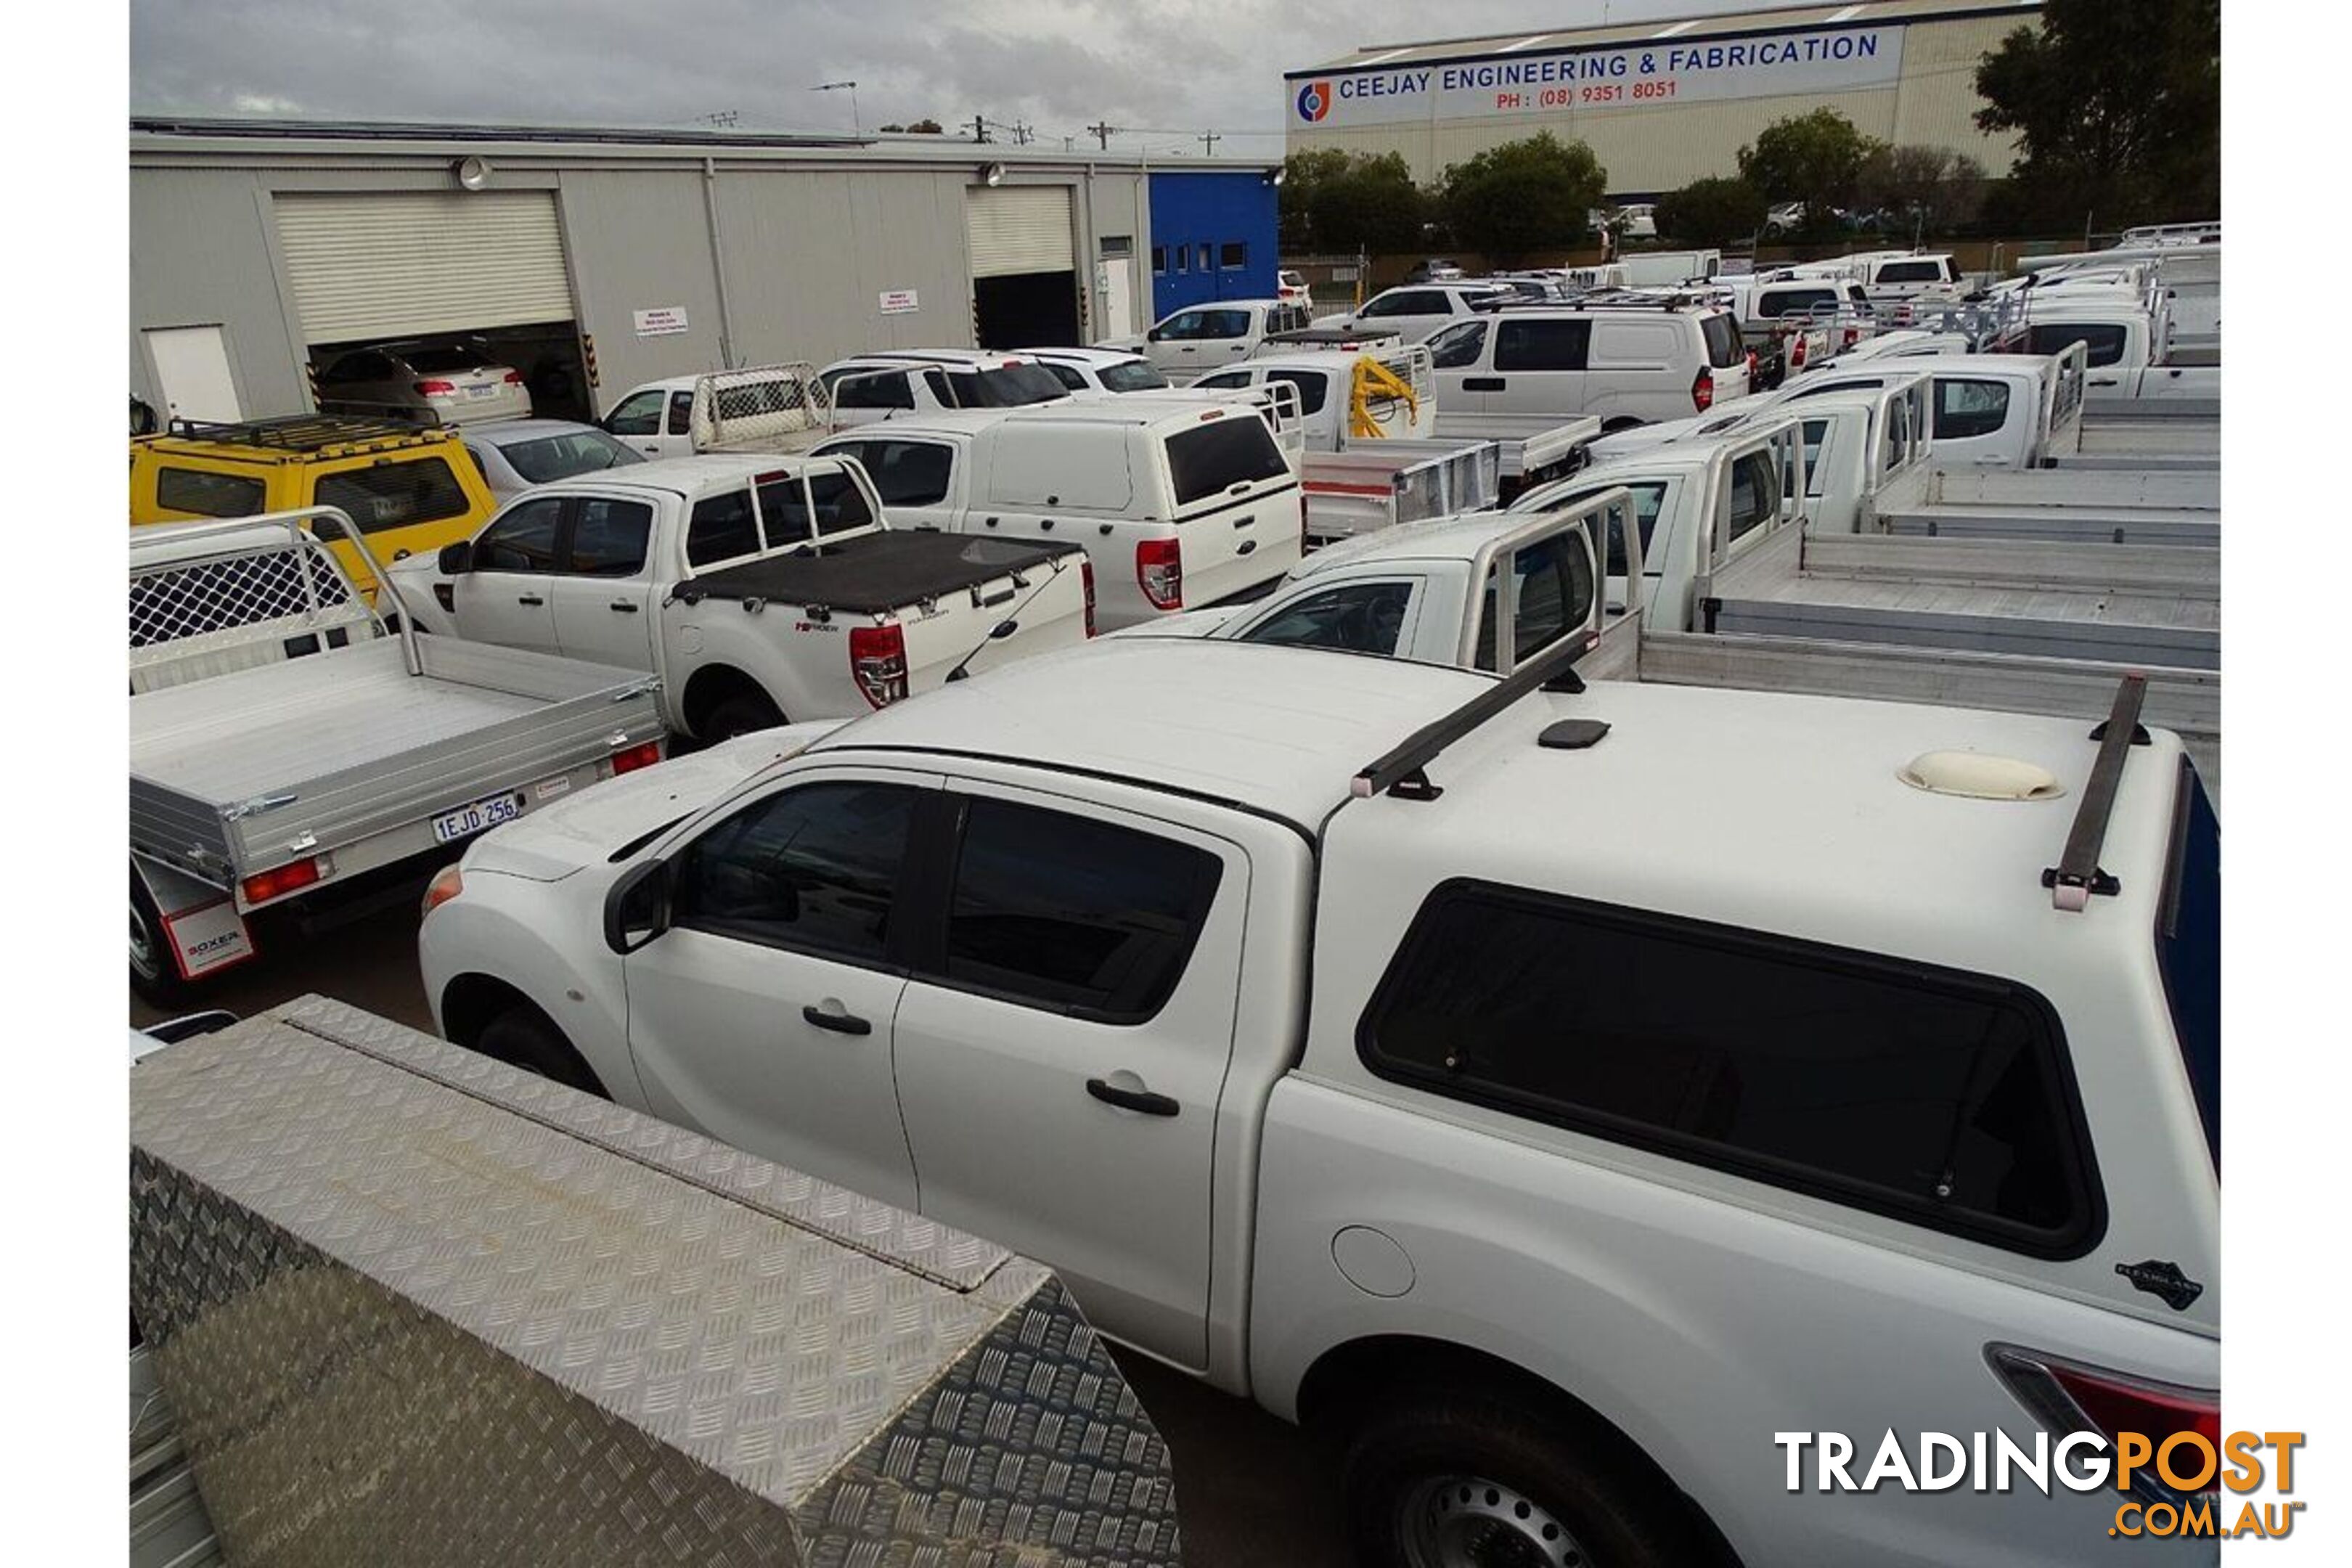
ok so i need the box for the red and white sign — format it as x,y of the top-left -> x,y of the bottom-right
878,289 -> 920,315
632,306 -> 690,337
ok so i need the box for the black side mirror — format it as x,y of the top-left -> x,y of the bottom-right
1147,327 -> 1165,343
604,859 -> 672,955
437,540 -> 475,575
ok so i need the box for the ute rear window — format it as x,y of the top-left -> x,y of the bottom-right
1757,287 -> 1837,319
1166,417 -> 1290,507
2156,759 -> 2220,1169
1700,313 -> 1745,369
2026,323 -> 2130,367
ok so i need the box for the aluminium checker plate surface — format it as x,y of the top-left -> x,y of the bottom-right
129,996 -> 1180,1567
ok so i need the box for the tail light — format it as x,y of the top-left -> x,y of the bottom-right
1746,349 -> 1758,381
1691,367 -> 1714,413
1843,326 -> 1863,348
241,855 -> 325,906
422,864 -> 465,918
1080,560 -> 1097,637
1789,334 -> 1808,369
502,369 -> 525,385
608,740 -> 663,774
1136,538 -> 1183,611
1988,1345 -> 2220,1504
415,379 -> 458,397
849,623 -> 910,708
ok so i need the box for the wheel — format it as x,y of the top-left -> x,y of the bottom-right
130,869 -> 192,1008
475,1007 -> 609,1098
1342,1382 -> 1712,1568
698,690 -> 785,743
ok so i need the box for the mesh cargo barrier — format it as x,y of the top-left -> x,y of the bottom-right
129,996 -> 1181,1568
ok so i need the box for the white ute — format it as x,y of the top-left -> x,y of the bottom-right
422,633 -> 2218,1568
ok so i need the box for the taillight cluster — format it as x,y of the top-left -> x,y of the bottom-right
241,855 -> 325,907
1080,560 -> 1098,637
1691,367 -> 1714,413
1136,539 -> 1183,611
1989,1345 -> 2221,1504
1789,333 -> 1808,369
608,740 -> 663,775
502,369 -> 525,386
415,379 -> 457,396
849,624 -> 911,708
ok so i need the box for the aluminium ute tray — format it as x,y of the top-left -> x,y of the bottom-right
129,636 -> 660,885
128,996 -> 1180,1567
679,530 -> 1074,616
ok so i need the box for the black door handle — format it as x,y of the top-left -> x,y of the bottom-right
518,593 -> 546,606
609,600 -> 639,613
1087,1077 -> 1179,1116
802,1003 -> 873,1036
1463,377 -> 1506,392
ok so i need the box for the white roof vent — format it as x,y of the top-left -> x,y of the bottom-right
1898,751 -> 2065,801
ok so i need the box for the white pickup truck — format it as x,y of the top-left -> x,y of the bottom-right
392,452 -> 1093,743
807,397 -> 1304,629
421,632 -> 2218,1568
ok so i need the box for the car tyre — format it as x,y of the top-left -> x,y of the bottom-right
1342,1381 -> 1714,1568
476,1007 -> 609,1099
700,690 -> 786,744
129,868 -> 192,1009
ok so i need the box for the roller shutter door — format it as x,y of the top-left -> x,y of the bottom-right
965,187 -> 1076,277
274,192 -> 574,344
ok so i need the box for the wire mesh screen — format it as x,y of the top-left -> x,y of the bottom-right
131,546 -> 354,649
695,364 -> 833,451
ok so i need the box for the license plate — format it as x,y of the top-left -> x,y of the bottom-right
465,383 -> 498,399
431,790 -> 523,844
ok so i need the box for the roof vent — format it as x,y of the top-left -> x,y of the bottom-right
1899,751 -> 2064,802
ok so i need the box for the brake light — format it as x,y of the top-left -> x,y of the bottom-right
1136,538 -> 1183,611
415,380 -> 458,396
1080,560 -> 1097,637
240,855 -> 324,906
1789,335 -> 1807,368
608,740 -> 663,775
1988,1346 -> 2221,1504
1843,326 -> 1862,348
502,369 -> 525,385
422,864 -> 465,918
849,623 -> 910,707
1746,349 -> 1758,380
1691,366 -> 1714,413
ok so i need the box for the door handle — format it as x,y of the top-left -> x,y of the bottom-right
801,1001 -> 873,1037
609,600 -> 639,613
1087,1077 -> 1180,1116
518,593 -> 546,606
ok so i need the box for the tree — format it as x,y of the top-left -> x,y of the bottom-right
1283,150 -> 1432,255
1654,176 -> 1768,248
904,118 -> 944,134
1855,145 -> 1988,238
1737,109 -> 1886,234
1974,0 -> 2218,227
1278,147 -> 1354,251
1439,132 -> 1606,264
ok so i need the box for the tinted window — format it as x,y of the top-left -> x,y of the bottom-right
666,391 -> 695,436
1877,261 -> 1942,284
1363,290 -> 1444,318
832,439 -> 953,507
830,368 -> 915,410
474,497 -> 563,571
942,798 -> 1222,1022
1267,369 -> 1330,417
1555,481 -> 1667,576
1474,532 -> 1596,671
1241,579 -> 1415,656
1427,321 -> 1489,369
604,390 -> 664,436
1798,417 -> 1831,498
1166,417 -> 1290,506
1495,319 -> 1590,372
155,466 -> 266,518
1151,245 -> 1167,274
1361,884 -> 2098,1253
1041,363 -> 1087,391
2027,323 -> 2129,367
1935,378 -> 2012,441
2156,761 -> 2220,1169
563,498 -> 652,576
403,346 -> 490,373
313,457 -> 471,535
686,489 -> 761,566
1700,313 -> 1745,369
1191,311 -> 1251,341
944,365 -> 1070,407
1098,360 -> 1169,392
1726,448 -> 1779,542
499,429 -> 645,484
674,781 -> 918,965
1220,242 -> 1247,269
760,469 -> 875,541
1757,287 -> 1837,319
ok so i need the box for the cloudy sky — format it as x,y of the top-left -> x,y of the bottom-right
131,0 -> 1826,158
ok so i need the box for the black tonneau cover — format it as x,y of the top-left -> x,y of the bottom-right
677,529 -> 1071,614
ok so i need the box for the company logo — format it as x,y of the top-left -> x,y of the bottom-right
1295,80 -> 1332,123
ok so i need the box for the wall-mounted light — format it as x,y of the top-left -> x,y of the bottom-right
1266,166 -> 1286,187
454,155 -> 494,191
980,161 -> 1007,187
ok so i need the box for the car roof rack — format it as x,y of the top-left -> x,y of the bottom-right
161,413 -> 448,452
2040,674 -> 2151,911
1352,629 -> 1593,803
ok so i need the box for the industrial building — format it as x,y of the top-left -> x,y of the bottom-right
1283,0 -> 2041,196
129,118 -> 1278,426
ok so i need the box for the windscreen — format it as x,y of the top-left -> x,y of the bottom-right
1166,417 -> 1289,507
501,429 -> 646,483
946,364 -> 1076,407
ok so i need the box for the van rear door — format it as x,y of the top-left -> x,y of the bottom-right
1161,411 -> 1303,605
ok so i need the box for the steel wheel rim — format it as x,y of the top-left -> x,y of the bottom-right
1400,1474 -> 1588,1568
130,901 -> 163,983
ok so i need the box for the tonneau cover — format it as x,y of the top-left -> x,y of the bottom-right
680,528 -> 1074,613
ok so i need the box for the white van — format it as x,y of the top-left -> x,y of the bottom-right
1423,301 -> 1752,430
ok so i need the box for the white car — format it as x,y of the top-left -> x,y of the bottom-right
462,418 -> 647,499
1014,346 -> 1173,395
1104,299 -> 1315,382
1315,282 -> 1510,344
817,350 -> 1071,425
1278,269 -> 1314,311
314,341 -> 533,426
423,632 -> 2218,1568
1617,203 -> 1659,240
1423,298 -> 1753,430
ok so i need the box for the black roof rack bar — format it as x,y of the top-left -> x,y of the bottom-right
2040,673 -> 2150,911
163,413 -> 444,451
1352,632 -> 1592,803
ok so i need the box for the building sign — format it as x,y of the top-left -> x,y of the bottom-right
879,288 -> 920,314
1289,25 -> 1906,127
632,306 -> 689,337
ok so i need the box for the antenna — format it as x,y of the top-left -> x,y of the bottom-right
1087,121 -> 1116,150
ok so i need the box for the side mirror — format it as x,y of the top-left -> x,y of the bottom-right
604,859 -> 672,955
1147,327 -> 1165,343
437,540 -> 475,575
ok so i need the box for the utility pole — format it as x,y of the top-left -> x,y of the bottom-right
1087,121 -> 1115,151
1199,131 -> 1220,156
973,115 -> 990,144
